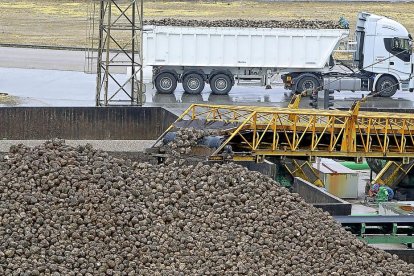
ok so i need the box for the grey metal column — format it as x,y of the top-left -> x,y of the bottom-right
92,0 -> 144,106
323,90 -> 334,109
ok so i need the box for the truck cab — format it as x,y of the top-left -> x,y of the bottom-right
355,12 -> 413,96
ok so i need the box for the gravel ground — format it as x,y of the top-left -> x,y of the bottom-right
1,139 -> 414,274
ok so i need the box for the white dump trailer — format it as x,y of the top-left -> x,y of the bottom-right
144,27 -> 347,70
144,13 -> 413,97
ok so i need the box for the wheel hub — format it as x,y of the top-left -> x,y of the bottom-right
380,81 -> 393,93
215,78 -> 228,91
302,80 -> 315,91
188,78 -> 201,90
160,77 -> 173,90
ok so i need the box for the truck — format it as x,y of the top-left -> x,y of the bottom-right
143,12 -> 413,97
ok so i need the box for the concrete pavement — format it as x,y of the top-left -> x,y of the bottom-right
0,47 -> 86,71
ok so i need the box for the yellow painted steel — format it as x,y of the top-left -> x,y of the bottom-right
373,160 -> 414,188
287,94 -> 302,110
170,103 -> 414,160
284,159 -> 324,187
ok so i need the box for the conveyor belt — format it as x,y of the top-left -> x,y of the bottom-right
156,103 -> 414,162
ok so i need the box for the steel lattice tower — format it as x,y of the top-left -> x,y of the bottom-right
93,0 -> 144,106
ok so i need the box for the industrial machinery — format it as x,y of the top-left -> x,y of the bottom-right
368,158 -> 414,200
156,102 -> 414,161
151,101 -> 414,248
144,12 -> 413,96
335,216 -> 414,247
153,99 -> 414,196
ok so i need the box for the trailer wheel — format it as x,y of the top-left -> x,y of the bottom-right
376,76 -> 398,97
183,73 -> 205,94
296,75 -> 320,94
155,72 -> 177,94
210,74 -> 232,95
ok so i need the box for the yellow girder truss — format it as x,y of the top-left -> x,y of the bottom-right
162,103 -> 414,161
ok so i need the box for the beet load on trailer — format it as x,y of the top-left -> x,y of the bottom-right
143,12 -> 413,97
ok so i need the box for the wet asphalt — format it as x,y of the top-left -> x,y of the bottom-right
1,47 -> 414,112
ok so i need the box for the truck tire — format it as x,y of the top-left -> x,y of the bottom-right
155,72 -> 177,94
376,76 -> 398,97
183,73 -> 205,94
296,75 -> 320,94
210,74 -> 232,95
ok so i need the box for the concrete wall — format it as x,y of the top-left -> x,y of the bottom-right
0,107 -> 177,140
293,177 -> 352,215
293,177 -> 347,204
239,160 -> 277,178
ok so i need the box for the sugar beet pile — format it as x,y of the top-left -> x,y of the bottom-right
144,18 -> 346,29
161,128 -> 220,165
1,140 -> 413,275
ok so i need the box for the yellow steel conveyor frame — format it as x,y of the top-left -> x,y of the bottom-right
158,102 -> 414,163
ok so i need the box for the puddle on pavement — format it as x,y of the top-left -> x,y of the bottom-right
1,67 -> 414,109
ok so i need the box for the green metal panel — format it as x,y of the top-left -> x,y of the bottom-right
340,161 -> 370,170
359,235 -> 414,244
